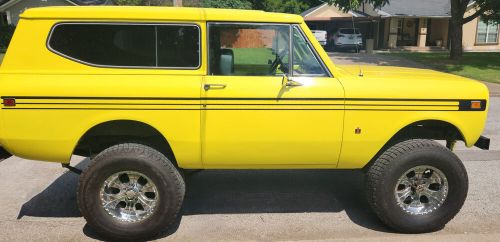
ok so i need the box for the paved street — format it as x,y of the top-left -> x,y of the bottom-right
0,54 -> 499,241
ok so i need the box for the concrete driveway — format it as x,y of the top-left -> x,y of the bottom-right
329,52 -> 429,68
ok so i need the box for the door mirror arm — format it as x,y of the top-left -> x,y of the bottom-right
282,74 -> 302,87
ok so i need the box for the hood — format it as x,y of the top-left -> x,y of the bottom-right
336,65 -> 489,100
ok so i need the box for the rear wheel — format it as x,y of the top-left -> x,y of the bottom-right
366,139 -> 468,233
77,143 -> 185,240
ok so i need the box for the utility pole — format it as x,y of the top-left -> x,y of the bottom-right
173,0 -> 182,7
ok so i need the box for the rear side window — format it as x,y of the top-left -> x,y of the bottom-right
48,23 -> 200,69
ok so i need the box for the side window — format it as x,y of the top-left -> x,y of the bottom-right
292,26 -> 328,76
48,23 -> 200,68
49,24 -> 156,67
157,25 -> 200,68
208,23 -> 290,76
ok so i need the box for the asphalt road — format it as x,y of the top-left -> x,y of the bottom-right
0,54 -> 499,241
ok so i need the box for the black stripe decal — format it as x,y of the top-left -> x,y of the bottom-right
2,108 -> 462,111
0,96 -> 485,102
6,102 -> 458,107
1,96 -> 487,111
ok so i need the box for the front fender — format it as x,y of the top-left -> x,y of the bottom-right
337,108 -> 487,169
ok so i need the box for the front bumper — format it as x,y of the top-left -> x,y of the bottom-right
335,43 -> 363,49
474,136 -> 490,150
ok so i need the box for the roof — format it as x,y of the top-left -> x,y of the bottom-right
0,0 -> 109,11
301,3 -> 326,17
301,3 -> 367,21
376,0 -> 451,17
20,6 -> 304,23
302,0 -> 458,20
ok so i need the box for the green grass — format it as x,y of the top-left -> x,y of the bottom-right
230,48 -> 275,75
231,48 -> 274,65
382,52 -> 500,83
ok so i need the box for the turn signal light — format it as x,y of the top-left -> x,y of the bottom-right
471,101 -> 482,109
2,98 -> 16,107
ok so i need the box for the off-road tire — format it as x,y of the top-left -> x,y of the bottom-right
365,139 -> 468,233
77,143 -> 185,241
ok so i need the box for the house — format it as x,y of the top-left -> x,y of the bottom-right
301,3 -> 381,49
0,0 -> 112,26
302,0 -> 500,51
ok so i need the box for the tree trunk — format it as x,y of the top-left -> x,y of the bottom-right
449,0 -> 468,60
173,0 -> 182,7
449,17 -> 463,60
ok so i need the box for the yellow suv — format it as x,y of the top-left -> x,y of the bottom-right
0,6 -> 490,240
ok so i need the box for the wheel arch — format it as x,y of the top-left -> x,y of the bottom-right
389,119 -> 465,144
362,118 -> 466,170
72,119 -> 178,167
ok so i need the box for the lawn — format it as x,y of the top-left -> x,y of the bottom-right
230,48 -> 276,75
383,52 -> 500,84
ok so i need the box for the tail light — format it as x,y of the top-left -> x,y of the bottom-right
2,98 -> 15,107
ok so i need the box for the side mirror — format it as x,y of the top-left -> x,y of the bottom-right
282,74 -> 288,87
282,74 -> 303,87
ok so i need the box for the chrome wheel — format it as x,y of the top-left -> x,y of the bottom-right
100,171 -> 159,222
394,165 -> 448,215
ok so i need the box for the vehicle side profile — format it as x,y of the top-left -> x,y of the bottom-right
0,6 -> 490,241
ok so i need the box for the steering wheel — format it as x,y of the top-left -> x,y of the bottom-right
268,49 -> 289,75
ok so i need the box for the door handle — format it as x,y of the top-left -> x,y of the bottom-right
204,84 -> 227,91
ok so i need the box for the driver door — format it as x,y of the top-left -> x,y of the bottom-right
202,23 -> 344,168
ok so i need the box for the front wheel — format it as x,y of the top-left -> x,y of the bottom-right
77,143 -> 185,240
365,139 -> 468,233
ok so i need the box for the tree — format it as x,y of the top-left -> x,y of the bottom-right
201,0 -> 252,9
173,0 -> 182,6
250,0 -> 322,14
114,0 -> 142,5
113,0 -> 167,5
322,0 -> 387,11
449,0 -> 500,59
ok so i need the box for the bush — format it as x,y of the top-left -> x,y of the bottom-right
202,0 -> 252,9
0,25 -> 15,52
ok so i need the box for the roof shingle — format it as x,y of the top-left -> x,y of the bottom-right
377,0 -> 451,17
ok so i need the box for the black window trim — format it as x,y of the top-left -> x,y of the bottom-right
206,21 -> 332,78
46,22 -> 202,70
